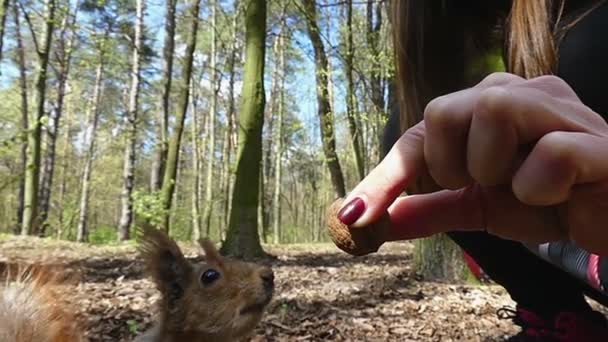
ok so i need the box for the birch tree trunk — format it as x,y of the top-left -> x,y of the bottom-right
201,0 -> 217,237
272,21 -> 286,245
21,0 -> 56,235
190,85 -> 202,241
118,0 -> 145,239
76,59 -> 104,243
57,101 -> 72,239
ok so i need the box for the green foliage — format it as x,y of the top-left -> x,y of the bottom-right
126,320 -> 139,335
88,225 -> 117,244
132,191 -> 167,228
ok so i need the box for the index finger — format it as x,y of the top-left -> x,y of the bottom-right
338,121 -> 426,228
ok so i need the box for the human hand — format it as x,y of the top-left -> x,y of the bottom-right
337,72 -> 608,255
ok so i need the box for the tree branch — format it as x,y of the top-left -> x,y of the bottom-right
17,1 -> 41,56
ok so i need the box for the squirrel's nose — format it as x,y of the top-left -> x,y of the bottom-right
260,269 -> 274,293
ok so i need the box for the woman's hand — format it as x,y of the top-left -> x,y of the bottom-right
338,72 -> 608,255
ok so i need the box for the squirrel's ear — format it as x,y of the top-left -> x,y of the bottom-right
198,238 -> 223,265
137,224 -> 193,304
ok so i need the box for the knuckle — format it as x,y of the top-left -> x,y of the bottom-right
535,132 -> 577,171
424,96 -> 459,133
532,75 -> 569,89
475,86 -> 513,122
478,72 -> 523,88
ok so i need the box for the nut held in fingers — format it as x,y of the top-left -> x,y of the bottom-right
325,198 -> 391,256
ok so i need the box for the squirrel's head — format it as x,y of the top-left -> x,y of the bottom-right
138,226 -> 274,340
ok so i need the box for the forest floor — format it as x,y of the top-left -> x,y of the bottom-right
1,235 -> 607,341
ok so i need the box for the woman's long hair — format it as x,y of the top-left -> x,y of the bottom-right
391,0 -> 606,193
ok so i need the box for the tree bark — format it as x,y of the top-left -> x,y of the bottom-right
76,58 -> 104,243
367,1 -> 385,148
345,0 -> 364,181
201,0 -> 217,237
13,2 -> 28,234
0,0 -> 9,72
38,3 -> 79,235
190,85 -> 202,241
272,21 -> 286,245
21,0 -> 56,235
302,0 -> 346,198
117,0 -> 145,239
220,0 -> 267,258
57,100 -> 72,239
151,0 -> 177,192
159,0 -> 200,233
221,3 -> 240,237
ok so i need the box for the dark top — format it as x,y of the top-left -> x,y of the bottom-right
559,1 -> 608,120
382,1 -> 608,156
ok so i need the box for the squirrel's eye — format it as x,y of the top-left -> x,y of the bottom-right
200,269 -> 220,285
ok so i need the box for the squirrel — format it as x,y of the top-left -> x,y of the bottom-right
0,226 -> 275,342
0,264 -> 85,342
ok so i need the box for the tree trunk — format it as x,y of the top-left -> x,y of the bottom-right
220,0 -> 267,258
159,0 -> 200,233
117,0 -> 145,239
414,235 -> 467,281
14,2 -> 28,234
367,1 -> 385,146
57,101 -> 72,239
76,59 -> 104,243
38,3 -> 79,235
151,0 -> 177,192
190,86 -> 202,241
201,0 -> 217,237
21,0 -> 56,235
0,0 -> 9,72
302,0 -> 346,198
272,17 -> 286,245
345,0 -> 364,181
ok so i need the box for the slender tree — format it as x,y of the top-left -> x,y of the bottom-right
150,0 -> 177,192
190,84 -> 202,241
0,0 -> 9,70
201,0 -> 217,236
76,50 -> 105,242
272,16 -> 286,245
221,0 -> 267,258
221,1 -> 241,235
38,1 -> 80,235
13,2 -> 28,234
117,0 -> 145,239
159,0 -> 200,233
302,0 -> 346,198
344,0 -> 364,180
21,0 -> 56,235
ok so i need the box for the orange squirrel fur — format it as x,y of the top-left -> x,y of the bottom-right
0,264 -> 84,342
0,227 -> 274,342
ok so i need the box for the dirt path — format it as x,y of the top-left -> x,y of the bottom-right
1,236 -> 605,341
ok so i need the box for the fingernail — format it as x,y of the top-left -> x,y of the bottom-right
338,197 -> 366,225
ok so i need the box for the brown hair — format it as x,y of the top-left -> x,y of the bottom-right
391,0 -> 606,192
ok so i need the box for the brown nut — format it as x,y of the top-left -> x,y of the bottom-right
325,198 -> 391,256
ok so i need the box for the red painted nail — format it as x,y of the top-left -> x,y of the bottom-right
338,197 -> 366,225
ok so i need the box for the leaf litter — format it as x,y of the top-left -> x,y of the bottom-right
0,236 -> 606,341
